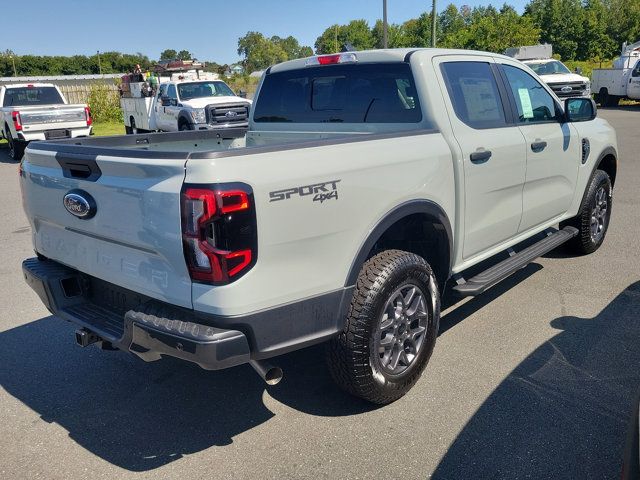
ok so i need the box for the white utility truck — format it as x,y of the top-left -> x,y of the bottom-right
120,66 -> 251,134
506,44 -> 591,100
592,40 -> 640,107
20,49 -> 617,404
1,83 -> 92,160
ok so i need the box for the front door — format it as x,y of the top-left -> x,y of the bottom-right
498,60 -> 580,232
628,60 -> 640,100
435,57 -> 527,259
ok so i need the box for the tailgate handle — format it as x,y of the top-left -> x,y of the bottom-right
56,153 -> 102,182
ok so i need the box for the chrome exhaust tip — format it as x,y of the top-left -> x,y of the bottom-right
250,360 -> 283,385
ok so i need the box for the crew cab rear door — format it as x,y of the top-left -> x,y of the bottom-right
20,145 -> 192,308
495,59 -> 580,232
434,55 -> 527,259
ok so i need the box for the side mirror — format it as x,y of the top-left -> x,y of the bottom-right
237,90 -> 247,98
564,97 -> 597,122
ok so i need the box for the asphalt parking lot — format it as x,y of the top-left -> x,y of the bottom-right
1,106 -> 639,479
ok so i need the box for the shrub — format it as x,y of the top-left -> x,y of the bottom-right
87,83 -> 122,123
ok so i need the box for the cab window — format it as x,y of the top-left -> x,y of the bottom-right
440,62 -> 507,129
167,84 -> 177,100
502,65 -> 560,123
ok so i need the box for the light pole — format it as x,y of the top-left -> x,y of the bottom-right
97,50 -> 102,75
383,0 -> 388,49
10,55 -> 17,76
431,0 -> 437,48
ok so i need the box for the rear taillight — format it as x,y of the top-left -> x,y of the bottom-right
84,106 -> 92,126
181,183 -> 257,285
12,111 -> 22,131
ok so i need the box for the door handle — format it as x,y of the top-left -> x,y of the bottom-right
531,140 -> 547,152
470,150 -> 492,163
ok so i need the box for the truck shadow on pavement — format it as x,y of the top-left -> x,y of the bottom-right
432,281 -> 640,479
0,262 -> 544,472
0,314 -> 375,471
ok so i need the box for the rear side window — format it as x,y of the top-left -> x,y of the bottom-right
440,62 -> 507,129
253,63 -> 422,123
3,86 -> 64,107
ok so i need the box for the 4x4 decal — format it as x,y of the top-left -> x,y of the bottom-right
269,180 -> 341,204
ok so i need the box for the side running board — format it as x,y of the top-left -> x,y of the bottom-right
453,226 -> 579,297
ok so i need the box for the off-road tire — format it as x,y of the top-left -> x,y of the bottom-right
178,120 -> 192,131
561,169 -> 612,255
326,250 -> 440,404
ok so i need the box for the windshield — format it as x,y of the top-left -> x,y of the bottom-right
527,61 -> 571,76
2,86 -> 65,107
177,81 -> 235,100
253,63 -> 422,123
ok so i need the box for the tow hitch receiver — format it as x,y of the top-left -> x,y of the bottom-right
75,328 -> 99,347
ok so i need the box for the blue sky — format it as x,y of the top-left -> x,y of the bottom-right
7,0 -> 529,64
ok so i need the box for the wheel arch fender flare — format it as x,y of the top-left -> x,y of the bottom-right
344,199 -> 454,289
569,145 -> 617,218
177,110 -> 194,127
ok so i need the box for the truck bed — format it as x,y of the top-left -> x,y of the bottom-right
25,126 -> 400,158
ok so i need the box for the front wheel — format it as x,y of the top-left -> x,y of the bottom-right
561,169 -> 612,255
326,250 -> 440,404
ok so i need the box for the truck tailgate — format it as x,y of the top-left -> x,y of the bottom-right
20,147 -> 192,308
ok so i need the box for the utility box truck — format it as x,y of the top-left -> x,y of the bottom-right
592,40 -> 640,106
120,62 -> 251,134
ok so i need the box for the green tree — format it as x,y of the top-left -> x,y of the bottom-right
466,7 -> 540,53
372,20 -> 413,48
403,12 -> 433,47
438,4 -> 471,48
580,0 -> 616,60
525,0 -> 585,60
177,50 -> 192,60
315,20 -> 375,54
159,49 -> 177,60
271,35 -> 313,59
238,31 -> 288,72
605,0 -> 640,52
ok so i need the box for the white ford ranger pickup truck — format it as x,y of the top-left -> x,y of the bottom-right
20,49 -> 617,404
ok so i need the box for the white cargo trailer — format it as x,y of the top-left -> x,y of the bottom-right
592,40 -> 640,106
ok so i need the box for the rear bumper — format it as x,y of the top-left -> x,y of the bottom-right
18,126 -> 93,142
22,257 -> 251,370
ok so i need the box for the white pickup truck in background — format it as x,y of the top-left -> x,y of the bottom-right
592,40 -> 640,107
1,83 -> 92,160
506,44 -> 591,100
121,75 -> 251,134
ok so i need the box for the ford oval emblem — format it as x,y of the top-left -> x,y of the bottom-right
63,190 -> 96,219
561,86 -> 573,93
225,110 -> 238,118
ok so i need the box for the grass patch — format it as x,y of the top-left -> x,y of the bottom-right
92,122 -> 125,137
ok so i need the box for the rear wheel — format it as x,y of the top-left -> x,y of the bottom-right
6,129 -> 25,161
130,117 -> 139,135
326,250 -> 440,404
